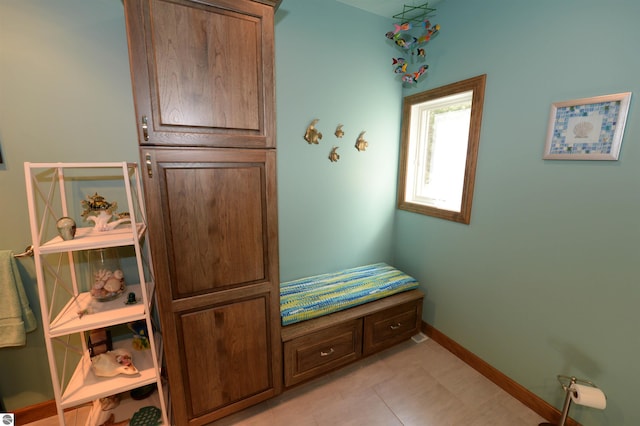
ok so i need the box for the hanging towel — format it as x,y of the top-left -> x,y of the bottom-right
0,250 -> 37,348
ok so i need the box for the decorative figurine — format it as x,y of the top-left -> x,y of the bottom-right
56,216 -> 76,240
304,119 -> 323,144
355,131 -> 369,152
402,64 -> 429,84
393,59 -> 408,74
99,394 -> 121,411
81,192 -> 131,231
335,124 -> 345,138
125,292 -> 138,305
385,17 -> 440,85
88,328 -> 112,357
329,146 -> 340,162
128,320 -> 150,351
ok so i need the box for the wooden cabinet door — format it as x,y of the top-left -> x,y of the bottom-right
124,0 -> 276,148
141,147 -> 281,425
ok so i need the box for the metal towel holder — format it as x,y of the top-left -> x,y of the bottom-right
13,245 -> 34,258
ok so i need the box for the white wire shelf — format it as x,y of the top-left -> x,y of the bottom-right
48,283 -> 150,337
38,224 -> 146,254
59,336 -> 162,409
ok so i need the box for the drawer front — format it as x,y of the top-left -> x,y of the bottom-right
284,319 -> 362,387
363,299 -> 422,355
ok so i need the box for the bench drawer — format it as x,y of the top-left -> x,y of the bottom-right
363,299 -> 422,355
284,319 -> 362,387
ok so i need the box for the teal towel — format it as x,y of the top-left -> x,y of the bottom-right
0,250 -> 37,348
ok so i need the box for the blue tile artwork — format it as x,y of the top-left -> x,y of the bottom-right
548,100 -> 621,155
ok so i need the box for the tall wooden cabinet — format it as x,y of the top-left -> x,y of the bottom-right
124,0 -> 277,149
123,1 -> 281,424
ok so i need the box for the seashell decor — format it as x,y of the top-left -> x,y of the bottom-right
81,192 -> 131,232
88,248 -> 126,301
573,121 -> 594,138
91,348 -> 138,377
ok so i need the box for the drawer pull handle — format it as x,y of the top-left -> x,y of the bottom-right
320,348 -> 335,357
390,323 -> 402,330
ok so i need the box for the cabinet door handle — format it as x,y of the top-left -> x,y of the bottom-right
145,153 -> 152,178
141,115 -> 149,141
320,348 -> 335,357
390,323 -> 402,330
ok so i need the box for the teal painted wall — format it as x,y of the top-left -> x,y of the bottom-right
395,1 -> 640,425
0,0 -> 139,410
0,0 -> 401,412
1,1 -> 638,425
275,0 -> 402,281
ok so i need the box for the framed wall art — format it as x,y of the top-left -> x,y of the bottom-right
543,92 -> 632,160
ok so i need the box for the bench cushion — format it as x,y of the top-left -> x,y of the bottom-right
280,263 -> 419,325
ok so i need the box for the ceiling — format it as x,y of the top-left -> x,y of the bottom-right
335,0 -> 443,20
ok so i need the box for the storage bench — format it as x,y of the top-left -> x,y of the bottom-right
280,264 -> 423,387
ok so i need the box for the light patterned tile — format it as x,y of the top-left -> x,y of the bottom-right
383,382 -> 468,426
208,400 -> 273,426
268,408 -> 319,426
313,389 -> 402,426
26,339 -> 550,426
373,362 -> 440,399
378,340 -> 435,374
435,360 -> 503,408
372,365 -> 469,425
492,387 -> 547,424
269,378 -> 345,423
455,389 -> 546,426
327,357 -> 397,395
420,340 -> 470,379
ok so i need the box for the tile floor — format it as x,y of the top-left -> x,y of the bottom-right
24,337 -> 547,425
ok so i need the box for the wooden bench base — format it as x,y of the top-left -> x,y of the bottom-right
281,289 -> 424,387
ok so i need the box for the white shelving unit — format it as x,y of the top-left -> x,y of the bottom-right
24,162 -> 169,425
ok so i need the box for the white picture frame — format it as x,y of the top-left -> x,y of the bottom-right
543,92 -> 632,160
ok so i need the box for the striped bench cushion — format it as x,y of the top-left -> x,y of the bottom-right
280,263 -> 419,326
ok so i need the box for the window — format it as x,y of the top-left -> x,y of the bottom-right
397,75 -> 486,224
